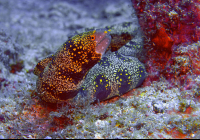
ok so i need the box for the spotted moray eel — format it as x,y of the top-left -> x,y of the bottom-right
34,22 -> 147,104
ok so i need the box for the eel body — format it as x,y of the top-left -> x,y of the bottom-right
34,22 -> 147,104
34,29 -> 111,103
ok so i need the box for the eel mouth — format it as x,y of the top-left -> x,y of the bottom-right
94,29 -> 111,56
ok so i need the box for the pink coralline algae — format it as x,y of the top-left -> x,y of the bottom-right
131,0 -> 200,87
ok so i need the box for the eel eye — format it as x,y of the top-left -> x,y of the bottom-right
90,35 -> 95,40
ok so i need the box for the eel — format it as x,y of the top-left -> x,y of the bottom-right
34,29 -> 111,103
74,22 -> 146,104
34,22 -> 147,104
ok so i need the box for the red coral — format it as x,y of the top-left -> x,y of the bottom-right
152,23 -> 174,52
132,0 -> 200,86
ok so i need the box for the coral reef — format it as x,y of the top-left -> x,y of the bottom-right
0,0 -> 200,139
131,0 -> 200,85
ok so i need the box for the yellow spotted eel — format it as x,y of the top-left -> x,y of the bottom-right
34,22 -> 146,104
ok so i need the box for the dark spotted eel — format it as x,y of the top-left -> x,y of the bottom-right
34,22 -> 147,104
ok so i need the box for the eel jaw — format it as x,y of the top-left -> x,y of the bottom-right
94,29 -> 111,56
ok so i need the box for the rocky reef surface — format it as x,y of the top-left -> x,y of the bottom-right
0,0 -> 200,138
